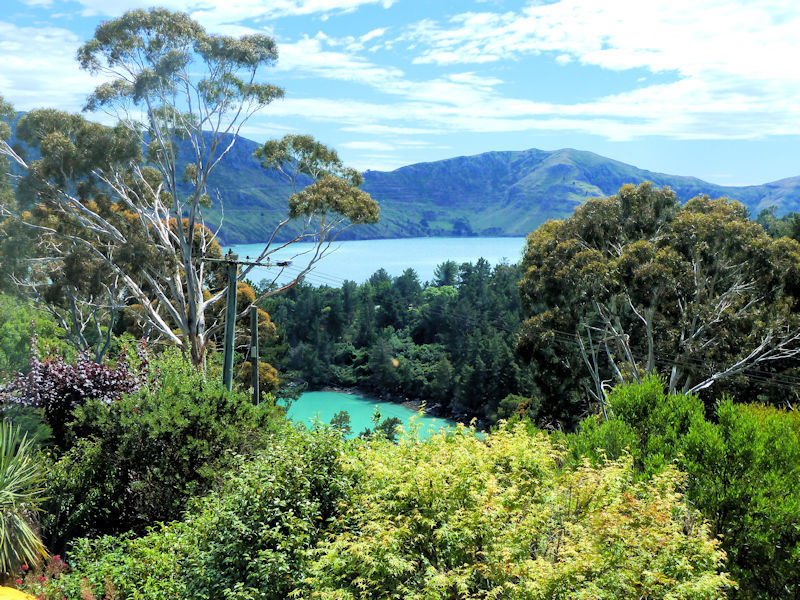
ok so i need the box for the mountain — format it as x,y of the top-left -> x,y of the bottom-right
8,112 -> 800,243
201,142 -> 800,244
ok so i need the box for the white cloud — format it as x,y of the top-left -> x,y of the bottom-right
7,0 -> 800,157
392,0 -> 800,140
64,0 -> 396,25
276,33 -> 406,89
361,27 -> 387,42
0,21 -> 98,112
340,140 -> 395,151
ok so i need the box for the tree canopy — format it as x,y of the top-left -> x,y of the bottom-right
518,182 -> 800,413
0,8 -> 378,367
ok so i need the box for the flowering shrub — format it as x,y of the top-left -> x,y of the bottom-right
13,554 -> 68,600
1,340 -> 149,448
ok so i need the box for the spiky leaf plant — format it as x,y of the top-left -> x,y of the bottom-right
0,421 -> 46,576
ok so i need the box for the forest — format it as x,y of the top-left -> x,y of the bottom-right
263,191 -> 800,429
0,7 -> 798,600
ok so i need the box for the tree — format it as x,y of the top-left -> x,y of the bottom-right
1,108 -> 147,361
757,206 -> 800,242
0,8 -> 379,368
518,182 -> 800,413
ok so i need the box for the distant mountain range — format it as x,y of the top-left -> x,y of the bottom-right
10,114 -> 800,243
199,137 -> 800,244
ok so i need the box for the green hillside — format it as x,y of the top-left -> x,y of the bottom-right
202,141 -> 800,243
10,114 -> 800,243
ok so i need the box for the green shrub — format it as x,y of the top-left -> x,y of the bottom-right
41,349 -> 282,551
570,379 -> 800,599
39,425 -> 351,600
0,294 -> 68,380
31,424 -> 729,600
682,400 -> 800,599
304,424 -> 732,599
569,375 -> 705,476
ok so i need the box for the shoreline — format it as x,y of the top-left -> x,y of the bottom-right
311,385 -> 487,432
316,385 -> 439,417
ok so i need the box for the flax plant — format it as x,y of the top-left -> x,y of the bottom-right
0,421 -> 46,576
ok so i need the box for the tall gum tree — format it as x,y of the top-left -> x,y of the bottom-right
0,9 -> 378,366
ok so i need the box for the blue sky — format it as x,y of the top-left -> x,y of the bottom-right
2,0 -> 800,185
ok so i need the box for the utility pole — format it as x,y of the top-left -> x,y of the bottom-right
222,251 -> 239,392
200,253 -> 293,392
250,304 -> 260,403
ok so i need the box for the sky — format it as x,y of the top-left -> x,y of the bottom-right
2,0 -> 800,185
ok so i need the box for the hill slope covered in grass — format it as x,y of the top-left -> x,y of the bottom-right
201,141 -> 800,243
9,112 -> 800,243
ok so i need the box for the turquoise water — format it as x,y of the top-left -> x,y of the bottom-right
230,236 -> 526,286
285,390 -> 459,440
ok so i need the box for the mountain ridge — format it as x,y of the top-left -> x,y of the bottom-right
8,113 -> 800,243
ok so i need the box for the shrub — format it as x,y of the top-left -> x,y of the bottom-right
1,341 -> 148,449
304,424 -> 732,599
29,424 -> 730,600
0,294 -> 68,381
41,349 -> 282,551
37,425 -> 351,600
682,400 -> 800,599
570,379 -> 800,599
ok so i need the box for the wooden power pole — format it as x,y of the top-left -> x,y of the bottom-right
250,304 -> 260,403
222,251 -> 239,392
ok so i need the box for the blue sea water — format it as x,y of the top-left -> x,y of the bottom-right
229,236 -> 527,287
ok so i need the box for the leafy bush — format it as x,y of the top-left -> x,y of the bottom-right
2,341 -> 148,449
41,349 -> 282,551
0,294 -> 68,380
570,378 -> 800,599
37,425 -> 350,600
28,423 -> 730,600
569,375 -> 705,476
682,401 -> 800,599
304,424 -> 732,599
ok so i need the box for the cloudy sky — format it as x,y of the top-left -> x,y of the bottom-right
2,0 -> 800,184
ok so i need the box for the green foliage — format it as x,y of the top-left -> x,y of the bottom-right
263,259 -> 538,426
682,401 -> 800,599
329,410 -> 352,436
0,295 -> 68,379
304,425 -> 732,599
41,425 -> 350,600
0,422 -> 46,577
31,423 -> 731,599
756,206 -> 800,242
78,8 -> 282,110
570,379 -> 800,599
41,349 -> 282,551
254,133 -> 379,233
518,182 -> 800,417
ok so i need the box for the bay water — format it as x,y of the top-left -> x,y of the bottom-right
230,236 -> 527,286
286,390 -> 460,440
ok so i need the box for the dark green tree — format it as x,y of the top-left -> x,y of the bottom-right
519,182 -> 800,416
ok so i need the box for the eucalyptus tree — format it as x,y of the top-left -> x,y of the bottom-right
0,8 -> 378,367
518,182 -> 800,411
